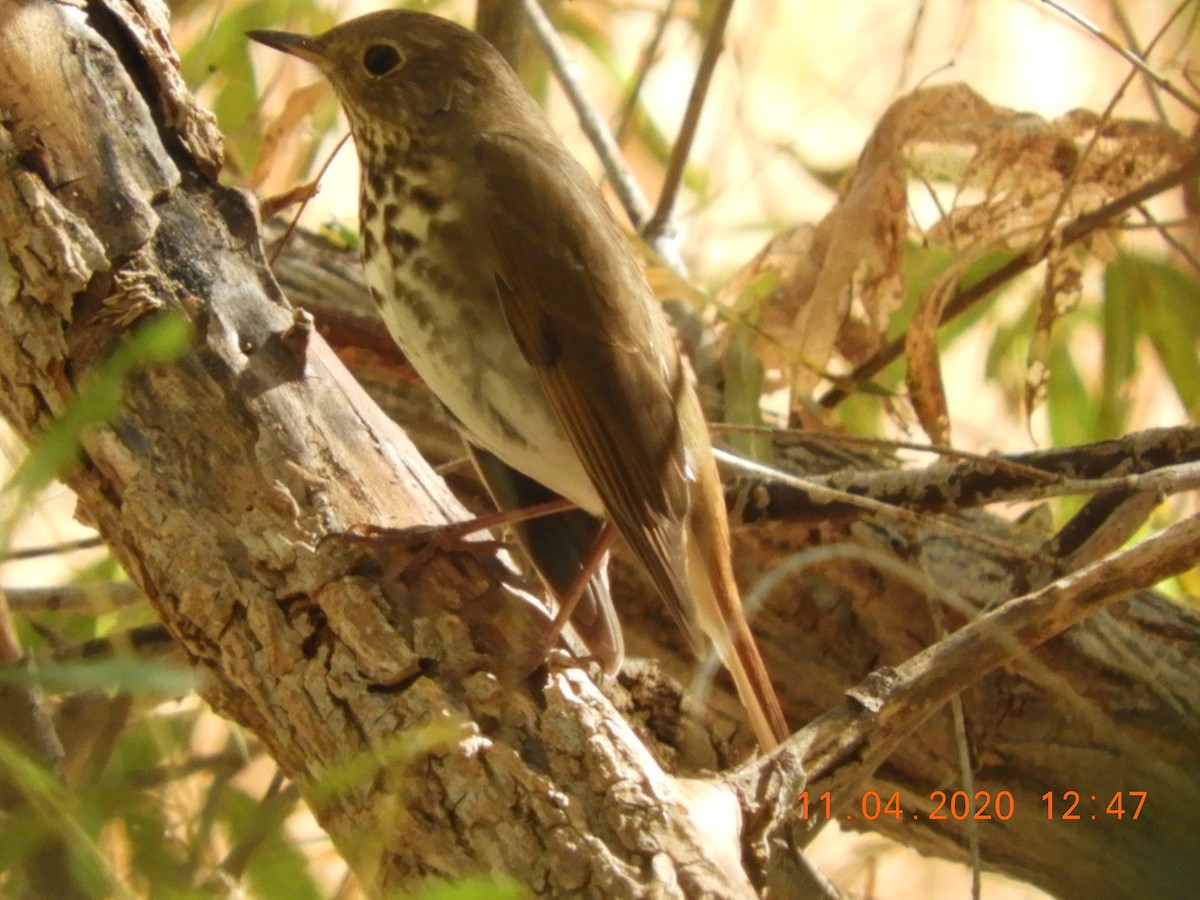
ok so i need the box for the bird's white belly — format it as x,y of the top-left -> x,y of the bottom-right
362,250 -> 604,516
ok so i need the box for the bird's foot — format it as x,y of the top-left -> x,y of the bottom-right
324,520 -> 509,581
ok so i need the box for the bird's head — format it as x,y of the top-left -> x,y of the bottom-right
249,11 -> 511,132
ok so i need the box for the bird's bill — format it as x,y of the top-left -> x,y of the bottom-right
246,30 -> 326,67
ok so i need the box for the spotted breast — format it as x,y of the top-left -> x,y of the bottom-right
354,131 -> 603,517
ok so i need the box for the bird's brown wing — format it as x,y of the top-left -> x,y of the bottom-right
475,131 -> 702,651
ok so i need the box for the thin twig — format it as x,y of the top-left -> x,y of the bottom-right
732,509 -> 1200,854
719,441 -> 1200,522
475,0 -> 527,69
645,0 -> 737,243
1030,65 -> 1135,261
2,536 -> 104,560
931,603 -> 982,900
614,0 -> 679,143
520,0 -> 656,230
220,780 -> 303,878
1032,0 -> 1188,259
1038,0 -> 1200,115
1122,215 -> 1200,230
713,448 -> 1058,565
897,0 -> 930,91
1105,0 -> 1170,121
269,133 -> 352,265
3,582 -> 142,613
717,422 -> 1063,484
1136,203 -> 1200,277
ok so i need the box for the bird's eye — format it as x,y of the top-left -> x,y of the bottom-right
363,44 -> 403,76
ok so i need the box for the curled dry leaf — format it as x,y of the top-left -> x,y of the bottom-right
1027,250 -> 1085,417
905,263 -> 967,445
717,82 -> 1190,435
717,134 -> 906,408
922,103 -> 1191,250
718,225 -> 820,380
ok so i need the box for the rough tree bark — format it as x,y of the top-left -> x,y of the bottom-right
1,1 -> 1198,898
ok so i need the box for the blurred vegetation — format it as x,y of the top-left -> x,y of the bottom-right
3,0 -> 1199,897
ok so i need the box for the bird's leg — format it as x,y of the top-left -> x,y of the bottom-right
335,495 -> 578,579
431,496 -> 578,544
329,501 -> 622,672
527,520 -> 618,673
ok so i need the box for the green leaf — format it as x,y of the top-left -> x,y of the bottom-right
308,719 -> 468,808
407,876 -> 529,900
896,246 -> 1016,349
1047,337 -> 1093,448
0,658 -> 197,696
122,798 -> 195,895
899,244 -> 956,313
319,219 -> 361,251
1121,255 -> 1200,418
722,270 -> 780,460
0,735 -> 121,897
1100,256 -> 1140,438
180,0 -> 333,165
723,324 -> 769,459
222,786 -> 323,900
107,706 -> 204,782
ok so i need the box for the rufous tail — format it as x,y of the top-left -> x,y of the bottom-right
688,537 -> 789,751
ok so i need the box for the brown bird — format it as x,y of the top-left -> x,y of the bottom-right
248,10 -> 788,750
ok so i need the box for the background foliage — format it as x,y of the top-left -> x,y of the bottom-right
3,0 -> 1197,896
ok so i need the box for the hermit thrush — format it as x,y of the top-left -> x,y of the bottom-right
249,10 -> 788,749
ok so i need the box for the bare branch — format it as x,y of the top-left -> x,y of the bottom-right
520,2 -> 654,227
732,512 -> 1200,897
3,581 -> 142,613
645,0 -> 737,243
1039,0 -> 1200,114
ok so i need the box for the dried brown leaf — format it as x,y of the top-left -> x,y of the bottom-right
917,89 -> 1192,249
905,265 -> 966,445
1026,250 -> 1084,417
250,81 -> 332,189
715,82 -> 1190,430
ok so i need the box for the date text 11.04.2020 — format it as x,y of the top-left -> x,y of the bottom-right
797,790 -> 1147,822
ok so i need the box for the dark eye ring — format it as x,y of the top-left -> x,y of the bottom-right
363,44 -> 403,76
